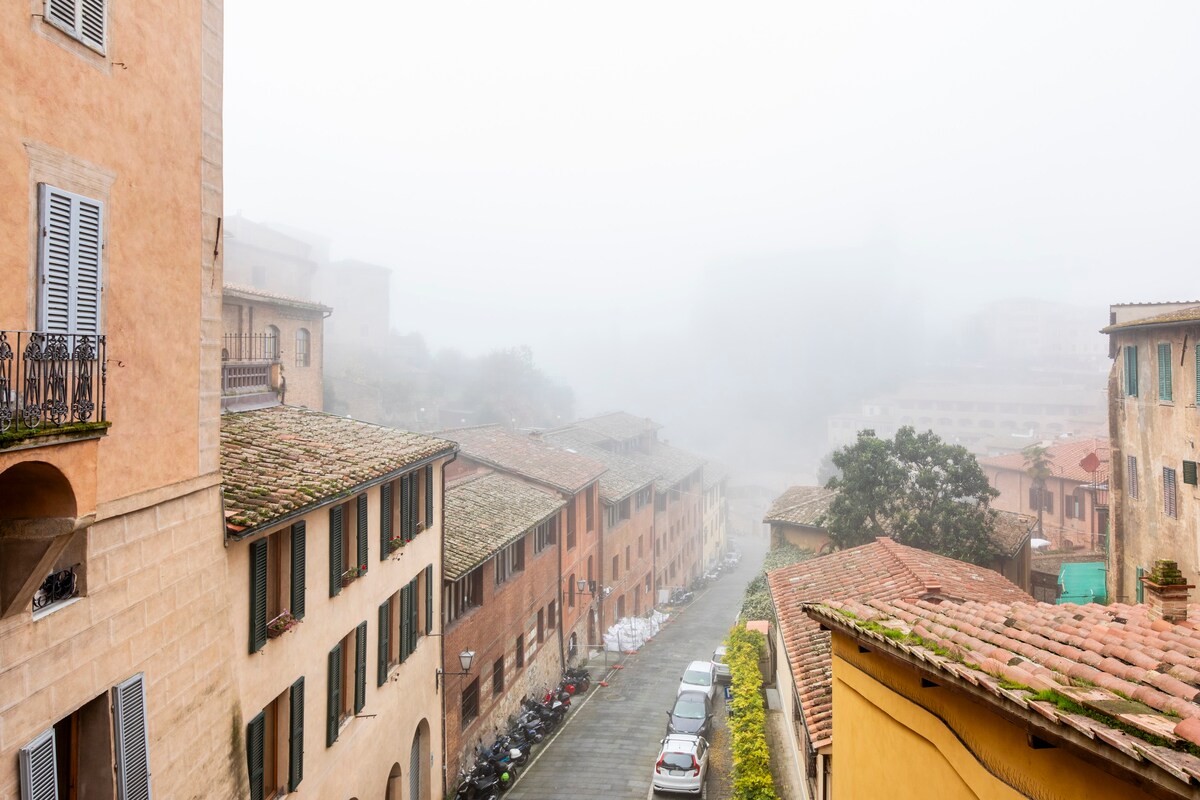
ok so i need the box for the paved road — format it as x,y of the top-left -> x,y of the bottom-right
507,534 -> 768,800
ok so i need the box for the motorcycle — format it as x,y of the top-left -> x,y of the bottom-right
454,761 -> 501,800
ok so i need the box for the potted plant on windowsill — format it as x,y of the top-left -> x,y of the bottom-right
342,565 -> 367,586
267,610 -> 299,639
388,535 -> 404,553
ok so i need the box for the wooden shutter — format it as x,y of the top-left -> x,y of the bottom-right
380,481 -> 393,560
400,474 -> 413,541
425,564 -> 433,633
356,494 -> 369,570
79,0 -> 105,50
354,621 -> 367,713
1159,343 -> 1173,401
1125,346 -> 1138,397
18,729 -> 58,800
46,0 -> 75,30
408,578 -> 419,653
249,538 -> 268,653
426,465 -> 435,527
378,600 -> 392,686
399,585 -> 410,663
326,645 -> 342,747
38,184 -> 103,335
1195,345 -> 1200,405
246,712 -> 265,800
290,521 -> 306,620
411,475 -> 420,534
112,673 -> 152,800
329,505 -> 343,597
288,677 -> 304,791
1185,461 -> 1198,487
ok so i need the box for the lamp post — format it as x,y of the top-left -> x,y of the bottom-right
435,649 -> 475,690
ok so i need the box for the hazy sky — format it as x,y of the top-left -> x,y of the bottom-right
226,2 -> 1200,444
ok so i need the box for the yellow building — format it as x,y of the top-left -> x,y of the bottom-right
222,406 -> 455,800
764,486 -> 836,553
806,572 -> 1200,800
0,0 -> 240,796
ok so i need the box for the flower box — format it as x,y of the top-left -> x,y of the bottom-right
267,611 -> 299,639
341,565 -> 367,586
388,537 -> 404,553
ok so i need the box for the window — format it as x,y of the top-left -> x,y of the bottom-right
379,594 -> 399,685
461,679 -> 480,727
327,626 -> 364,746
1185,461 -> 1198,487
1158,343 -> 1174,402
444,568 -> 483,626
568,573 -> 576,608
1065,491 -> 1083,520
249,521 -> 306,653
247,685 -> 297,800
492,658 -> 504,696
44,0 -> 105,53
1124,346 -> 1139,397
37,185 -> 103,334
399,573 -> 421,662
265,325 -> 281,360
19,689 -> 121,800
1136,565 -> 1146,603
515,634 -> 524,669
295,328 -> 311,367
612,555 -> 619,581
619,498 -> 632,521
567,503 -> 577,549
636,487 -> 653,509
605,504 -> 620,530
586,485 -> 596,531
537,609 -> 544,643
1027,488 -> 1053,513
495,536 -> 526,585
533,516 -> 557,553
638,536 -> 644,559
1164,467 -> 1178,518
547,600 -> 556,630
1128,455 -> 1139,499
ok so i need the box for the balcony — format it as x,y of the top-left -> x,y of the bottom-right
222,333 -> 282,411
0,331 -> 108,449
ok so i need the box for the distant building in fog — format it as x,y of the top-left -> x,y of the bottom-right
223,213 -> 325,300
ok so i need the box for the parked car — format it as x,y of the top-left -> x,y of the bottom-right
667,690 -> 713,738
652,734 -> 709,795
677,660 -> 717,701
710,645 -> 731,684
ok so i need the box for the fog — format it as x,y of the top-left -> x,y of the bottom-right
225,2 -> 1200,484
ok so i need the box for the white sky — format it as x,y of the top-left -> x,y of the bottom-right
226,2 -> 1200,436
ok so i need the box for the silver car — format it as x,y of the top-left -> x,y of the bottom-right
711,645 -> 731,684
652,734 -> 709,795
677,660 -> 717,701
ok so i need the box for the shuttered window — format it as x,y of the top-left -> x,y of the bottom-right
249,539 -> 268,653
400,474 -> 412,541
425,564 -> 433,633
1185,461 -> 1198,487
18,728 -> 57,800
1158,343 -> 1174,402
1124,346 -> 1139,397
329,505 -> 344,597
378,600 -> 392,686
1164,467 -> 1178,518
410,473 -> 421,534
38,184 -> 103,335
45,0 -> 106,52
246,712 -> 265,800
399,583 -> 410,664
354,621 -> 368,713
356,493 -> 369,569
425,465 -> 435,527
113,674 -> 151,800
290,522 -> 306,619
327,644 -> 342,746
288,678 -> 304,791
1128,455 -> 1139,499
1195,345 -> 1200,405
408,577 -> 419,654
380,481 -> 394,560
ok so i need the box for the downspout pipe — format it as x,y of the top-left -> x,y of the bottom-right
439,448 -> 458,799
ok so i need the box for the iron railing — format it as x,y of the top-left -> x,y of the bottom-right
32,565 -> 79,610
223,332 -> 279,363
0,331 -> 107,436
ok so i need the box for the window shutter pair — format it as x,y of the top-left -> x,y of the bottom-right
37,184 -> 103,335
327,644 -> 342,746
46,0 -> 106,51
356,494 -> 369,570
329,505 -> 344,597
354,621 -> 367,714
378,600 -> 392,686
250,539 -> 268,653
380,481 -> 394,560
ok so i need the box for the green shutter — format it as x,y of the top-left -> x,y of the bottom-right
380,482 -> 393,561
1185,461 -> 1198,487
249,539 -> 268,653
401,474 -> 413,542
378,600 -> 392,686
330,505 -> 344,598
425,465 -> 434,527
425,564 -> 433,633
354,621 -> 367,713
288,677 -> 304,791
1159,343 -> 1173,401
291,521 -> 306,620
409,577 -> 419,653
247,711 -> 265,800
1136,566 -> 1145,603
327,644 -> 342,746
356,493 -> 369,569
411,475 -> 420,534
1125,346 -> 1139,397
399,585 -> 410,663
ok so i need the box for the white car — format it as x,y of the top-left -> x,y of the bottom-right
677,660 -> 717,701
711,645 -> 731,684
652,733 -> 709,795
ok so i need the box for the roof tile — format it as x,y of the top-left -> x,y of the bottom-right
439,425 -> 605,493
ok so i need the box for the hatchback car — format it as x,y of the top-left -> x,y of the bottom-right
652,734 -> 709,795
711,645 -> 731,684
677,660 -> 717,701
667,690 -> 713,738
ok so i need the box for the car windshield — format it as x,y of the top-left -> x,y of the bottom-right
661,752 -> 694,771
674,697 -> 706,719
712,651 -> 725,664
683,668 -> 711,686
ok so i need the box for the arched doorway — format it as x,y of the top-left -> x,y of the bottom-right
385,762 -> 401,800
410,718 -> 431,800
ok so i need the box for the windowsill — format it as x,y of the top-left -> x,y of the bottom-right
32,595 -> 82,621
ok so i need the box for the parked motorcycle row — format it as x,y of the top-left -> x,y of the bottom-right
454,666 -> 592,800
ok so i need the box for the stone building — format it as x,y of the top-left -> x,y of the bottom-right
763,486 -> 836,553
222,405 -> 455,800
0,0 -> 239,796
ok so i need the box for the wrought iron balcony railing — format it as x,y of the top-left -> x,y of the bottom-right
32,565 -> 79,611
223,332 -> 279,363
0,331 -> 107,437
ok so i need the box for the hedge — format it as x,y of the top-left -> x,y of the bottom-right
725,625 -> 778,800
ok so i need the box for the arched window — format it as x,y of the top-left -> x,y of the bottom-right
295,328 -> 311,367
264,325 -> 280,360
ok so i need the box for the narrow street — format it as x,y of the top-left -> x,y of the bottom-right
506,533 -> 768,800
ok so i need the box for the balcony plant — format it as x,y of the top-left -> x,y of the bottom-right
342,564 -> 367,586
388,535 -> 404,553
267,610 -> 299,639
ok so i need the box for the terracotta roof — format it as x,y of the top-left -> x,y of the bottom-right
443,472 -> 564,580
223,284 -> 332,313
627,442 -> 706,492
570,411 -> 662,442
1103,304 -> 1200,332
439,425 -> 605,494
703,463 -> 730,491
221,406 -> 455,533
979,437 -> 1110,483
807,597 -> 1200,792
990,510 -> 1034,557
538,428 -> 656,503
767,538 -> 1030,748
763,486 -> 835,527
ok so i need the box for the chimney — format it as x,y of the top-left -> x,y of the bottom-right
1141,560 -> 1194,623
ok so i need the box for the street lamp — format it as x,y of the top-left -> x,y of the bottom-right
435,649 -> 475,689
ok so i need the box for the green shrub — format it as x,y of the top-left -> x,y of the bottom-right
725,625 -> 778,800
740,544 -> 813,623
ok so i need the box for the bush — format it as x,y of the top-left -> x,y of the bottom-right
740,544 -> 813,623
725,625 -> 778,800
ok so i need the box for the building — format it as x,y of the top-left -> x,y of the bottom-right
222,405 -> 455,800
701,465 -> 730,572
222,285 -> 330,411
806,571 -> 1200,800
986,510 -> 1035,593
1102,304 -> 1200,603
0,1 -> 239,796
763,486 -> 836,553
441,472 -> 564,780
766,538 -> 1031,800
979,437 -> 1110,552
223,213 -> 324,301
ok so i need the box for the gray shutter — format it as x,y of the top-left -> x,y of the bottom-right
354,621 -> 367,713
37,185 -> 102,335
112,673 -> 152,800
399,585 -> 410,663
401,474 -> 413,541
46,0 -> 75,30
326,645 -> 341,747
425,465 -> 434,527
329,505 -> 343,597
378,600 -> 392,686
380,481 -> 393,560
79,0 -> 105,50
18,728 -> 58,800
409,733 -> 421,800
249,538 -> 268,653
290,521 -> 306,620
356,494 -> 368,570
288,677 -> 304,791
408,578 -> 419,653
411,474 -> 420,534
425,564 -> 433,633
246,712 -> 265,800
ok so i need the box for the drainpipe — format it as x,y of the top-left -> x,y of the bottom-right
556,506 -> 566,674
438,449 -> 457,799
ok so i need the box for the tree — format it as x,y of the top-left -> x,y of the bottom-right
1022,443 -> 1052,541
822,427 -> 1000,564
